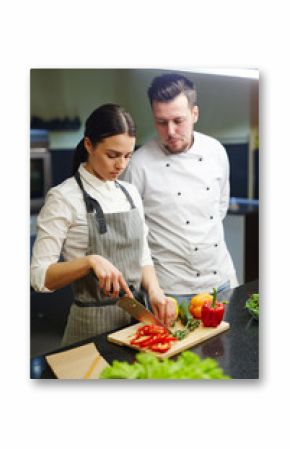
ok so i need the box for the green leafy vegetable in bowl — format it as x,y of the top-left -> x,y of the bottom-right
245,293 -> 259,320
100,351 -> 231,379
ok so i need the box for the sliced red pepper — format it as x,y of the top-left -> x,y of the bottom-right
150,342 -> 171,353
152,335 -> 176,343
130,335 -> 152,346
136,324 -> 168,336
137,336 -> 157,348
130,335 -> 166,348
135,325 -> 151,336
130,324 -> 176,352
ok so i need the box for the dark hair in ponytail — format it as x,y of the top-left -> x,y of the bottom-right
72,103 -> 136,175
72,139 -> 87,175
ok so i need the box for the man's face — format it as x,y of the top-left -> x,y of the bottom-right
152,93 -> 199,154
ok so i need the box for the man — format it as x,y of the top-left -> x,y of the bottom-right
124,73 -> 238,304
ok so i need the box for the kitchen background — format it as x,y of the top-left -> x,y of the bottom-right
30,68 -> 259,356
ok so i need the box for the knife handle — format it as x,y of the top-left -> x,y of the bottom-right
119,285 -> 135,298
92,270 -> 134,297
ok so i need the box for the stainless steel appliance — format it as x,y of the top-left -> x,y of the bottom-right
30,130 -> 52,213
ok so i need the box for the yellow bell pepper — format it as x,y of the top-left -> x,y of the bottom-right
189,292 -> 213,319
167,296 -> 179,320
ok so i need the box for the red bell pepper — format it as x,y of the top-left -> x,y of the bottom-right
201,288 -> 224,327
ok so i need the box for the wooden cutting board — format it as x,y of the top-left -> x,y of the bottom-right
45,343 -> 109,379
107,321 -> 230,359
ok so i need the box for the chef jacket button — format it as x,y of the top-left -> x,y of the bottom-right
186,220 -> 190,224
194,247 -> 198,251
177,192 -> 181,196
213,271 -> 217,275
196,272 -> 200,277
214,243 -> 218,247
166,163 -> 170,167
206,186 -> 210,191
198,157 -> 203,162
210,216 -> 213,220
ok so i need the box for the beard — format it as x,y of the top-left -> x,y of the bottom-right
164,136 -> 193,154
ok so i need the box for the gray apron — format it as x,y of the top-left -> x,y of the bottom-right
61,172 -> 143,346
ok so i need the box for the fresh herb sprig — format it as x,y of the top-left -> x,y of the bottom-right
171,318 -> 200,340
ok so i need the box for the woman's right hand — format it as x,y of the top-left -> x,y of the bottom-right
88,255 -> 133,299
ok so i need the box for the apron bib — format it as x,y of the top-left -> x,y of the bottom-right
61,172 -> 143,346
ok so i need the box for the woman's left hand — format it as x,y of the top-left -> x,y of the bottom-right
149,289 -> 177,328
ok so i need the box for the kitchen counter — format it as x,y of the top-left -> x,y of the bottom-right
30,280 -> 259,380
228,198 -> 259,216
224,206 -> 259,283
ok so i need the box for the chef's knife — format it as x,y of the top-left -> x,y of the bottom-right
92,279 -> 166,328
117,295 -> 167,329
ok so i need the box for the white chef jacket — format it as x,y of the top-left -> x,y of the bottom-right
123,131 -> 238,295
31,163 -> 153,293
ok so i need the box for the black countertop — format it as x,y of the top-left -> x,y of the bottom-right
30,280 -> 259,380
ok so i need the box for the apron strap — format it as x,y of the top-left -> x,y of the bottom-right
115,181 -> 136,209
74,172 -> 107,234
74,172 -> 137,234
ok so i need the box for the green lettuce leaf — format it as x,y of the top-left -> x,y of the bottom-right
100,351 -> 230,379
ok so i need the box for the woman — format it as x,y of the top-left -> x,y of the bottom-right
31,104 -> 176,346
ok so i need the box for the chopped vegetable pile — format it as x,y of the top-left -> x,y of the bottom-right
100,351 -> 231,379
245,293 -> 259,320
130,324 -> 177,353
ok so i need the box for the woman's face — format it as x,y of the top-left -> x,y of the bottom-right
84,133 -> 135,181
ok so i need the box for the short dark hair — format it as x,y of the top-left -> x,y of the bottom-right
147,73 -> 197,107
72,103 -> 136,174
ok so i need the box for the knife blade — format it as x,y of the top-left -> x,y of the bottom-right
117,295 -> 167,329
